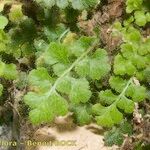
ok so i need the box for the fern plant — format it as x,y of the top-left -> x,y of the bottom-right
0,0 -> 148,136
24,36 -> 111,124
92,76 -> 146,127
0,0 -> 149,149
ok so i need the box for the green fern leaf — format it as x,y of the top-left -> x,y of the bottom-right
109,76 -> 127,93
117,96 -> 134,113
39,42 -> 70,76
28,68 -> 52,92
126,84 -> 146,102
75,49 -> 111,80
44,42 -> 70,65
114,54 -> 136,75
92,104 -> 123,127
126,0 -> 143,13
56,76 -> 91,104
69,36 -> 96,57
72,105 -> 92,125
99,90 -> 117,105
121,43 -> 148,69
44,24 -> 67,43
25,92 -> 68,124
0,61 -> 18,80
0,16 -> 8,29
134,11 -> 147,26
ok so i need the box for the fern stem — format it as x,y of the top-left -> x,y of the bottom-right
47,40 -> 99,97
114,77 -> 133,105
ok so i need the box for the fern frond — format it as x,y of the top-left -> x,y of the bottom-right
24,36 -> 111,124
93,77 -> 146,127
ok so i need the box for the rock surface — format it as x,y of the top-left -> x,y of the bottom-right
33,124 -> 118,150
